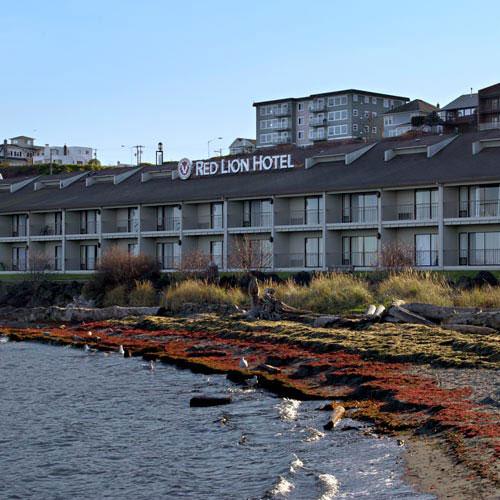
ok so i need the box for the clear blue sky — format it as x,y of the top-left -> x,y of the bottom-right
2,0 -> 499,165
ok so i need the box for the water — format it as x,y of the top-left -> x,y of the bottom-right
0,340 -> 434,499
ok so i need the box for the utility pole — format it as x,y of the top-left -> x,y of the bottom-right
133,145 -> 144,166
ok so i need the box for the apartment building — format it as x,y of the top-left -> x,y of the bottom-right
478,83 -> 500,131
0,136 -> 43,166
1,130 -> 500,274
33,145 -> 94,165
439,93 -> 478,132
254,89 -> 409,148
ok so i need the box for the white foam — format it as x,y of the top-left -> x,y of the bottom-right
303,427 -> 325,442
0,336 -> 9,343
289,454 -> 304,473
277,398 -> 301,421
269,476 -> 295,497
318,473 -> 340,499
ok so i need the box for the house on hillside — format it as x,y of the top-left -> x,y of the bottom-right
383,99 -> 439,137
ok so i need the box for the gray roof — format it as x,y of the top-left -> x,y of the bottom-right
441,93 -> 478,111
384,99 -> 437,115
0,131 -> 499,213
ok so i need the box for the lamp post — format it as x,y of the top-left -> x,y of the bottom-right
207,137 -> 222,158
156,142 -> 164,166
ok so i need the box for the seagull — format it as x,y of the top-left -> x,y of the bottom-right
239,357 -> 249,369
84,344 -> 90,352
118,345 -> 125,356
149,360 -> 155,371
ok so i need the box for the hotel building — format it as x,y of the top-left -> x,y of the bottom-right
1,130 -> 500,274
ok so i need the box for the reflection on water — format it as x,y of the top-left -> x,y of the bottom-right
0,341 -> 434,499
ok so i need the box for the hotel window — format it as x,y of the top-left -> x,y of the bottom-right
298,117 -> 303,125
459,231 -> 500,266
384,116 -> 393,126
353,109 -> 358,116
329,125 -> 348,136
383,99 -> 389,108
327,97 -> 335,107
459,185 -> 500,218
364,96 -> 370,104
298,103 -> 303,111
80,210 -> 98,234
331,110 -> 347,121
127,207 -> 139,232
80,245 -> 98,271
12,214 -> 28,237
364,111 -> 370,118
210,202 -> 223,229
372,126 -> 377,133
157,205 -> 181,231
353,124 -> 358,132
415,234 -> 438,266
305,237 -> 322,267
12,246 -> 28,271
298,131 -> 304,140
364,125 -> 370,132
342,193 -> 378,223
342,236 -> 377,267
415,189 -> 438,220
305,196 -> 322,225
372,97 -> 377,104
210,241 -> 223,268
353,94 -> 358,102
243,200 -> 272,227
156,242 -> 180,269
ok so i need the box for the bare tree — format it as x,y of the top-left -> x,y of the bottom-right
179,249 -> 212,277
379,242 -> 414,271
228,235 -> 272,272
28,249 -> 52,282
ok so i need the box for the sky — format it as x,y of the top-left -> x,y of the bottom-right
1,0 -> 499,165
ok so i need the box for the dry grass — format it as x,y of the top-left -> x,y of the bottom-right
129,280 -> 158,307
454,285 -> 500,309
377,270 -> 453,306
103,285 -> 127,307
273,273 -> 373,314
162,279 -> 246,312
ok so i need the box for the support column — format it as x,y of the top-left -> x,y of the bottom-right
322,192 -> 327,270
438,184 -> 444,269
377,190 -> 383,267
61,210 -> 66,273
271,196 -> 276,271
223,199 -> 228,271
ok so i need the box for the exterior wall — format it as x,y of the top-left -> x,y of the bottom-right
33,146 -> 93,165
383,111 -> 426,137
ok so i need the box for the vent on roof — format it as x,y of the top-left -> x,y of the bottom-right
141,169 -> 173,182
384,135 -> 457,162
305,143 -> 377,168
472,137 -> 500,155
85,168 -> 140,187
0,176 -> 39,193
34,172 -> 89,191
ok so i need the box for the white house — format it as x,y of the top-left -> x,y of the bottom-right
33,145 -> 94,165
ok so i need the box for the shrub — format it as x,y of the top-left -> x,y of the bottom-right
274,273 -> 373,314
103,285 -> 128,307
161,279 -> 245,312
377,270 -> 453,306
129,280 -> 158,307
454,286 -> 500,309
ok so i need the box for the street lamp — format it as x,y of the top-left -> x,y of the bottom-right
156,142 -> 164,166
207,137 -> 223,158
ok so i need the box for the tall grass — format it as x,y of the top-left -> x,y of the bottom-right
273,273 -> 373,314
129,280 -> 158,307
377,270 -> 453,306
454,286 -> 500,308
162,279 -> 246,312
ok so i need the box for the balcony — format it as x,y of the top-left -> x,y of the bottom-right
340,251 -> 378,268
275,108 -> 291,117
444,249 -> 500,266
66,221 -> 99,235
445,200 -> 500,219
10,224 -> 28,237
276,209 -> 323,226
31,223 -> 62,237
102,218 -> 139,234
310,132 -> 326,142
66,258 -> 98,271
183,215 -> 224,231
229,211 -> 272,229
413,250 -> 439,267
275,253 -> 323,268
309,117 -> 327,127
274,121 -> 291,131
309,102 -> 326,113
383,203 -> 438,222
158,255 -> 181,270
337,207 -> 378,224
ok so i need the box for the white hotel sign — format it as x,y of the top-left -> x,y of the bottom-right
177,154 -> 295,180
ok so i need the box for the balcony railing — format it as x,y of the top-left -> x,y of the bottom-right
450,200 -> 500,218
309,117 -> 327,127
102,218 -> 140,233
276,209 -> 324,226
184,215 -> 224,230
11,224 -> 28,237
341,251 -> 378,267
66,221 -> 99,235
414,250 -> 439,267
229,211 -> 272,228
65,258 -> 98,271
309,103 -> 326,113
275,253 -> 323,268
275,108 -> 291,117
274,121 -> 291,131
339,207 -> 378,224
383,203 -> 438,221
445,249 -> 500,266
32,223 -> 63,236
158,256 -> 181,269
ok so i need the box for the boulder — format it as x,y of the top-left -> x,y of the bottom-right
313,315 -> 340,328
189,396 -> 232,407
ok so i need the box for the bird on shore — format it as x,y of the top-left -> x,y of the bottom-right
118,345 -> 125,356
239,357 -> 249,369
149,360 -> 155,371
84,344 -> 90,352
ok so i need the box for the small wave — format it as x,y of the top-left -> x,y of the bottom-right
0,336 -> 9,344
303,427 -> 325,442
278,398 -> 300,421
318,474 -> 339,499
267,476 -> 295,497
289,454 -> 303,473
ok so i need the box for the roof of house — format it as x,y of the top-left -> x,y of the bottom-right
0,131 -> 499,213
441,94 -> 478,111
9,136 -> 35,140
230,138 -> 256,146
384,99 -> 438,115
478,82 -> 500,98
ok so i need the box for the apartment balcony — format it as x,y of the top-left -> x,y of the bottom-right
7,224 -> 28,238
183,215 -> 224,231
478,121 -> 500,131
275,108 -> 291,117
65,258 -> 98,271
275,253 -> 324,269
337,251 -> 379,268
275,209 -> 324,228
443,249 -> 500,267
310,132 -> 326,142
142,217 -> 181,233
274,122 -> 291,131
382,203 -> 438,225
102,218 -> 139,235
228,211 -> 272,230
309,103 -> 326,113
328,207 -> 379,226
275,136 -> 291,144
444,200 -> 500,222
309,117 -> 327,127
30,223 -> 63,238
